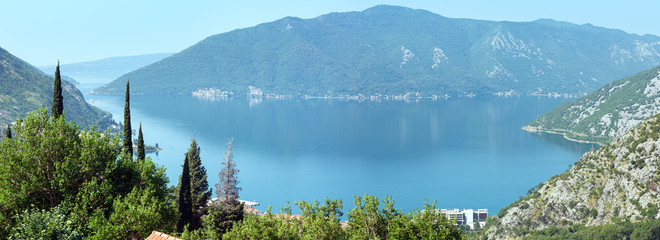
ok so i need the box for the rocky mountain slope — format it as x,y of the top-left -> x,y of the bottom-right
486,113 -> 660,239
94,5 -> 660,96
0,46 -> 114,128
525,65 -> 660,145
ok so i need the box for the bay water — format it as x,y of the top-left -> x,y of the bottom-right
86,92 -> 593,217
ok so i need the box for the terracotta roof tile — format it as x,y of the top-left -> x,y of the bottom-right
145,231 -> 185,240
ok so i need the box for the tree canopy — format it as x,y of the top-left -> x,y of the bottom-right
0,109 -> 176,238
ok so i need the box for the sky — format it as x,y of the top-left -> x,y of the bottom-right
2,0 -> 659,66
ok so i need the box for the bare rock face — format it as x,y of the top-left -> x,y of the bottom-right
486,114 -> 660,239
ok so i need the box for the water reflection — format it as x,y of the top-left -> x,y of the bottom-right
526,131 -> 599,155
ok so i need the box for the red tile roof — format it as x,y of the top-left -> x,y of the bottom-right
145,231 -> 184,240
244,205 -> 262,215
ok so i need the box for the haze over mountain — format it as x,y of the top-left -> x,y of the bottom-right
0,46 -> 114,128
39,53 -> 173,84
94,5 -> 660,96
525,65 -> 660,145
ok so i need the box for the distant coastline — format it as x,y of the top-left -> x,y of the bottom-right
522,125 -> 606,146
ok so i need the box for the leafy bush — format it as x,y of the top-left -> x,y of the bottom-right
9,206 -> 83,240
0,109 -> 176,238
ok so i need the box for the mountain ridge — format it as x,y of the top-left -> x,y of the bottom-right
93,5 -> 660,96
525,65 -> 660,145
38,53 -> 174,84
0,47 -> 114,128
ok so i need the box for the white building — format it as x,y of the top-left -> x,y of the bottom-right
440,209 -> 487,229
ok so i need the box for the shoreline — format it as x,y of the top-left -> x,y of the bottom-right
522,125 -> 606,146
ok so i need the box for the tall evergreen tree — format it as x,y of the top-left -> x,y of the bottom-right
177,156 -> 193,232
186,138 -> 211,230
51,61 -> 63,119
122,79 -> 133,156
136,123 -> 145,161
212,138 -> 243,235
216,138 -> 241,203
5,125 -> 11,139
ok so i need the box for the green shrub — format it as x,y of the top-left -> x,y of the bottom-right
9,206 -> 83,240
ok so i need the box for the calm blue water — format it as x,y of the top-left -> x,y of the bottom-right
86,93 -> 594,217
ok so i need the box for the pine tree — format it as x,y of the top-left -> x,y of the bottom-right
186,138 -> 211,230
177,155 -> 193,232
136,123 -> 145,161
5,125 -> 11,139
216,138 -> 241,204
122,79 -> 133,156
51,61 -> 63,119
212,138 -> 244,235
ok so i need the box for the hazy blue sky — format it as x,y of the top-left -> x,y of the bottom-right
2,0 -> 658,66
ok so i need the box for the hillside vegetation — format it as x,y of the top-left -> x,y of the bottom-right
0,47 -> 113,129
486,113 -> 660,239
525,65 -> 660,145
94,5 -> 660,96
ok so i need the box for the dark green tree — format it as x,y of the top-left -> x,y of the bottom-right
136,123 -> 145,161
177,154 -> 193,232
123,79 -> 133,156
51,61 -> 63,119
186,138 -> 211,230
5,125 -> 10,139
210,201 -> 244,236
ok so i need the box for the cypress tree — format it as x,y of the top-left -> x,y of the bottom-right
177,155 -> 193,232
186,138 -> 211,230
122,79 -> 133,156
51,61 -> 63,119
5,125 -> 11,139
136,123 -> 145,161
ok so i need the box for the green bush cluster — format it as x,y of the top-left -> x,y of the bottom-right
526,218 -> 660,240
0,109 -> 176,239
219,194 -> 464,240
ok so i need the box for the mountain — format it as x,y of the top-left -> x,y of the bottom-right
0,47 -> 114,128
524,65 -> 660,145
93,5 -> 660,96
38,53 -> 173,83
486,114 -> 660,239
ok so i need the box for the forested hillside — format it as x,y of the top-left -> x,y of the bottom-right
0,47 -> 114,129
95,5 -> 660,96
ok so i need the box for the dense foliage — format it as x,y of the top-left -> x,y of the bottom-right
94,5 -> 660,96
525,218 -> 660,240
0,46 -> 114,128
9,206 -> 83,240
0,109 -> 176,239
218,194 -> 464,240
